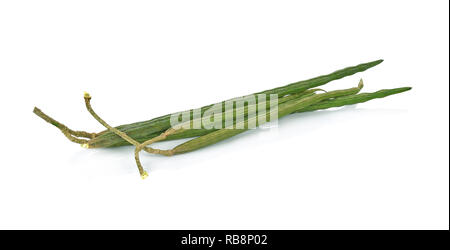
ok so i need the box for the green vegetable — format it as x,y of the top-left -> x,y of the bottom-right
171,82 -> 364,155
87,86 -> 412,148
87,59 -> 383,148
33,59 -> 412,179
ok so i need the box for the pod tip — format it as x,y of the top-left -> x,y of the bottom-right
398,87 -> 412,92
81,143 -> 89,149
373,59 -> 384,65
84,92 -> 91,98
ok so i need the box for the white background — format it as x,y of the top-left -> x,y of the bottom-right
0,0 -> 448,230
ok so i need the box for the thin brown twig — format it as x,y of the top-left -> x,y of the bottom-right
83,93 -> 139,147
83,92 -> 177,179
33,107 -> 96,144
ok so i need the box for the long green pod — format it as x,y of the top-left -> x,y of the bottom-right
89,86 -> 412,147
87,88 -> 317,148
87,90 -> 307,148
171,83 -> 364,154
295,87 -> 412,113
89,60 -> 383,148
167,86 -> 412,141
258,60 -> 382,96
166,86 -> 412,140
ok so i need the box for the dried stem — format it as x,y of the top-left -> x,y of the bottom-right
83,93 -> 139,147
33,107 -> 96,144
83,92 -> 177,179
